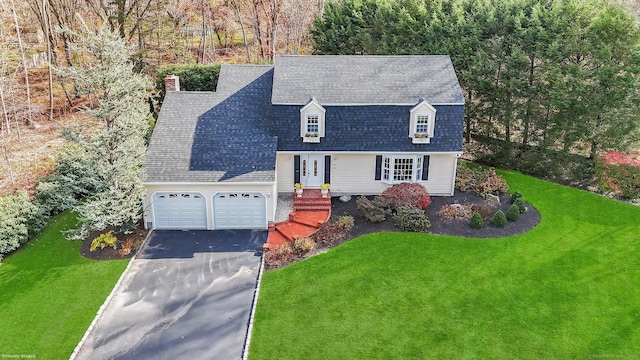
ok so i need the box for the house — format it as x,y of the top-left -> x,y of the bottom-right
142,55 -> 464,231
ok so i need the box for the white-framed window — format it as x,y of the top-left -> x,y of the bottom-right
409,100 -> 436,143
306,114 -> 320,135
382,155 -> 424,183
415,114 -> 430,135
300,98 -> 326,141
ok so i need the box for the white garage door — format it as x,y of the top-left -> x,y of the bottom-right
213,192 -> 266,229
153,192 -> 207,230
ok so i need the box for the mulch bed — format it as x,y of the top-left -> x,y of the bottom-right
79,223 -> 149,261
331,191 -> 541,240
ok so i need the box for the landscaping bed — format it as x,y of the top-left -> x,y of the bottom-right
79,223 -> 148,261
331,191 -> 540,240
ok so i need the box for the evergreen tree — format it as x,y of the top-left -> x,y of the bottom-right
56,16 -> 151,239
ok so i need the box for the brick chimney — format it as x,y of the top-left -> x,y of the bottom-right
164,74 -> 180,92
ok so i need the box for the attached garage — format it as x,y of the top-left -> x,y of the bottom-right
152,192 -> 208,230
213,192 -> 267,229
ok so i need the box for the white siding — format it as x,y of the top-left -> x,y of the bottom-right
276,154 -> 295,193
275,152 -> 458,196
144,183 -> 275,230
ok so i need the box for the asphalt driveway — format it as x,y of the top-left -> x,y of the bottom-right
73,230 -> 265,360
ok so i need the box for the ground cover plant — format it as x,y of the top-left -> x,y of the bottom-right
0,212 -> 129,359
250,171 -> 640,359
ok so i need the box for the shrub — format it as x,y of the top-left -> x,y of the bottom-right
35,143 -> 102,217
0,192 -> 40,261
293,237 -> 315,254
313,217 -> 352,246
393,205 -> 431,232
506,204 -> 521,222
455,161 -> 509,196
596,152 -> 640,199
480,175 -> 509,196
491,210 -> 507,228
470,204 -> 493,219
514,198 -> 527,213
469,212 -> 484,229
382,183 -> 431,209
90,231 -> 118,251
334,215 -> 355,232
438,204 -> 470,220
264,243 -> 296,269
510,191 -> 523,204
119,238 -> 136,256
356,196 -> 390,223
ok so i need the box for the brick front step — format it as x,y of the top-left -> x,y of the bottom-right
276,221 -> 317,241
293,205 -> 332,211
264,231 -> 289,251
264,209 -> 332,251
290,211 -> 330,227
293,190 -> 331,210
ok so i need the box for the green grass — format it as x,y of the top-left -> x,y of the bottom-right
250,171 -> 640,359
0,213 -> 129,360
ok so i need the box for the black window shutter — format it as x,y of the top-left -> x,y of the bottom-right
324,156 -> 331,184
422,155 -> 430,181
294,155 -> 300,184
375,155 -> 383,180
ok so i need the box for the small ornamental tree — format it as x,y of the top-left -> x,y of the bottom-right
491,210 -> 507,228
597,152 -> 640,199
382,183 -> 431,209
469,211 -> 484,229
506,204 -> 521,222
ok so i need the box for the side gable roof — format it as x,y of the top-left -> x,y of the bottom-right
271,55 -> 465,106
145,65 -> 277,183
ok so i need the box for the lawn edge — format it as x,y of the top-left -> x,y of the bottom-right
243,252 -> 266,360
68,229 -> 155,360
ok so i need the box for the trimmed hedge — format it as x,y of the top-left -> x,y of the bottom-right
156,64 -> 221,99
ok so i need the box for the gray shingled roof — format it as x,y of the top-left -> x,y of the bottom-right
271,55 -> 464,105
144,65 -> 277,183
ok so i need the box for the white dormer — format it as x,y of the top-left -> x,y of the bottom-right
300,98 -> 326,143
409,99 -> 436,144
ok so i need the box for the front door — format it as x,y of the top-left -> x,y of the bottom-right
300,154 -> 324,187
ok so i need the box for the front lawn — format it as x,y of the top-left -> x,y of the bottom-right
250,171 -> 640,359
0,212 -> 129,359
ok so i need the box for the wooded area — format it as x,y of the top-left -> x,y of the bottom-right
0,0 -> 639,194
313,0 -> 640,160
0,0 -> 328,194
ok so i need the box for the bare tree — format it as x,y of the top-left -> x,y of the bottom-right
8,0 -> 34,126
230,0 -> 252,62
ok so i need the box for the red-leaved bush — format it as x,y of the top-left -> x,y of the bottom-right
381,183 -> 432,209
597,151 -> 640,199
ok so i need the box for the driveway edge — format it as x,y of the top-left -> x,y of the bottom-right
68,230 -> 155,360
242,252 -> 265,360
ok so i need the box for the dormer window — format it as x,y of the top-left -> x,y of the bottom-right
300,98 -> 325,143
306,114 -> 320,134
410,100 -> 436,144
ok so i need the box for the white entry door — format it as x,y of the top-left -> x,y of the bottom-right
213,192 -> 267,229
300,154 -> 324,187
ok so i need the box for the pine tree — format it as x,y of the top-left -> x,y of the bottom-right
56,15 -> 151,239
